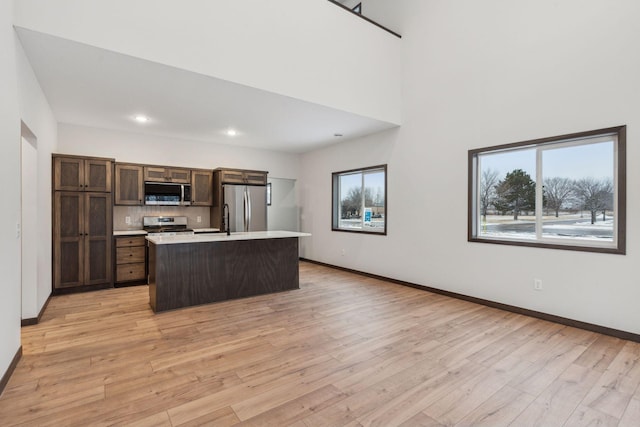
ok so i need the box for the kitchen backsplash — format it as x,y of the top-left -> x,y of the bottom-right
113,206 -> 211,230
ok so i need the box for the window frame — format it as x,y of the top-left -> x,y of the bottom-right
468,126 -> 626,254
332,164 -> 387,235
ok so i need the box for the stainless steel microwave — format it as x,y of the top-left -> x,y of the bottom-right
144,182 -> 191,206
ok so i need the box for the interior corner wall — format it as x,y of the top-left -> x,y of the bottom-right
57,124 -> 300,180
0,0 -> 23,378
357,0 -> 405,35
300,0 -> 640,335
15,36 -> 57,320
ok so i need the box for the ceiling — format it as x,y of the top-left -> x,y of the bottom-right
16,28 -> 397,154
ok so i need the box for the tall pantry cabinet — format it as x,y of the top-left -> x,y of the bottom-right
53,155 -> 114,290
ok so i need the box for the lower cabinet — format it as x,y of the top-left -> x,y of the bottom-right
115,236 -> 147,284
53,192 -> 112,289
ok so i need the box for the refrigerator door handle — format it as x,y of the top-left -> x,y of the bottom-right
243,187 -> 248,232
246,187 -> 252,231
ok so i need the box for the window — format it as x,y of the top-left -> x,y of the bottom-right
468,126 -> 626,254
332,165 -> 387,234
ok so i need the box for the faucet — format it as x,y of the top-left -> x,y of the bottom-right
223,203 -> 230,236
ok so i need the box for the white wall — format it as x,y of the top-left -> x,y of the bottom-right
267,178 -> 299,232
58,124 -> 300,180
0,0 -> 22,378
21,136 -> 38,319
300,0 -> 640,335
14,0 -> 402,125
344,0 -> 405,35
16,38 -> 58,321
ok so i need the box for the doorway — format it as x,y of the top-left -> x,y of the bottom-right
267,178 -> 299,232
21,123 -> 38,320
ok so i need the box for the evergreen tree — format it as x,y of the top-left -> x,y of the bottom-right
494,169 -> 536,220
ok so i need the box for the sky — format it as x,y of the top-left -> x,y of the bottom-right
339,169 -> 385,202
479,140 -> 614,182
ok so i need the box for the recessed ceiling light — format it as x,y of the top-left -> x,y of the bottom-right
134,115 -> 149,123
226,129 -> 238,137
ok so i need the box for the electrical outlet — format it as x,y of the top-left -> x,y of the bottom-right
125,216 -> 131,225
341,248 -> 346,256
197,216 -> 202,223
16,222 -> 20,239
534,278 -> 543,291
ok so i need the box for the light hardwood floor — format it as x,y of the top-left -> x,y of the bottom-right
1,261 -> 639,426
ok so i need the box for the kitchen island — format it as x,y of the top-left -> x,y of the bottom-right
146,231 -> 310,312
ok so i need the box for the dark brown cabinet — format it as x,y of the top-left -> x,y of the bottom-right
218,168 -> 267,186
191,169 -> 213,206
54,192 -> 112,289
115,236 -> 147,283
54,156 -> 112,192
53,154 -> 113,291
211,168 -> 268,230
144,166 -> 191,183
114,163 -> 144,205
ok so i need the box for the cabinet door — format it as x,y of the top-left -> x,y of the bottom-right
244,171 -> 267,185
220,170 -> 245,184
115,164 -> 144,205
54,192 -> 84,288
144,166 -> 168,182
191,170 -> 213,206
84,193 -> 112,285
167,168 -> 191,184
54,157 -> 84,191
84,159 -> 112,192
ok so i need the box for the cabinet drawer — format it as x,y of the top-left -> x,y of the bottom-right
116,263 -> 146,282
116,246 -> 145,264
115,236 -> 146,247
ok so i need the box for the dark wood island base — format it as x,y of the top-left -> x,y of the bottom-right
148,237 -> 300,312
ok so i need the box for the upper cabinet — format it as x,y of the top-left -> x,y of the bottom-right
54,156 -> 112,192
144,166 -> 191,184
218,169 -> 268,186
114,163 -> 144,205
191,169 -> 213,206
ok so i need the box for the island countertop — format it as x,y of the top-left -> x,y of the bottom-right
146,230 -> 310,245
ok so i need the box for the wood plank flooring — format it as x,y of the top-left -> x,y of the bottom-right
1,261 -> 639,426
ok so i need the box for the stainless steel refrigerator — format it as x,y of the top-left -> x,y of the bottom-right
223,184 -> 267,232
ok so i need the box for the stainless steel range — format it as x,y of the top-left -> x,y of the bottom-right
143,216 -> 194,236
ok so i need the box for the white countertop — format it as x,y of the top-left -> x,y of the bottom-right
146,230 -> 311,245
192,228 -> 220,233
115,228 -> 219,236
114,230 -> 148,236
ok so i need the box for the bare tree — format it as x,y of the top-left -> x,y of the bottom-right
480,169 -> 499,221
573,178 -> 613,224
543,177 -> 574,217
341,187 -> 374,219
